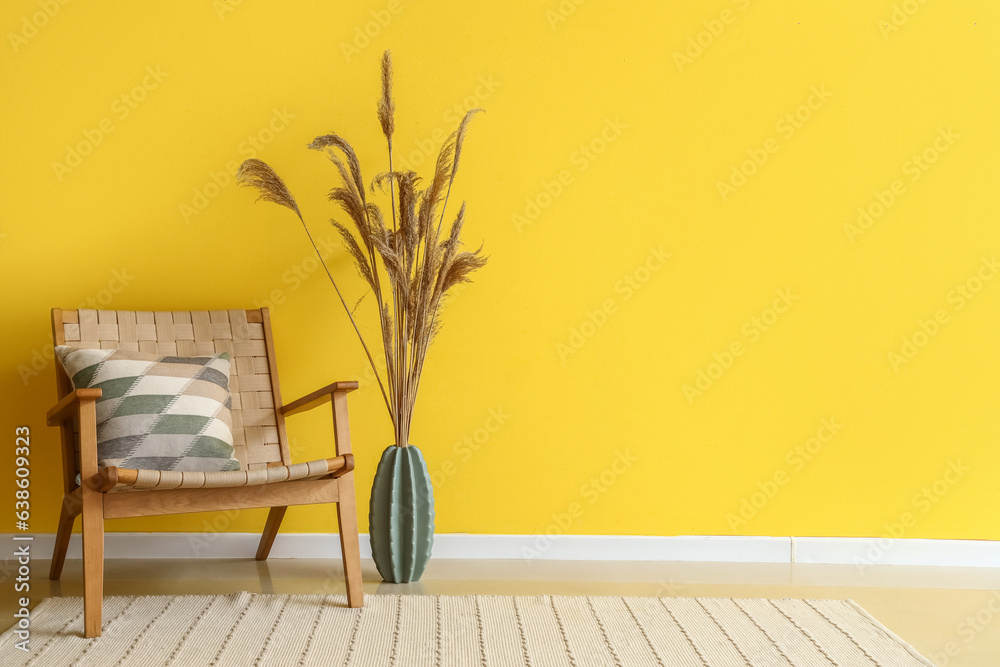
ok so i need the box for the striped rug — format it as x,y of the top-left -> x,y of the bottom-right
0,593 -> 933,666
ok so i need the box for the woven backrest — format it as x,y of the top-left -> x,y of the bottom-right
52,309 -> 290,473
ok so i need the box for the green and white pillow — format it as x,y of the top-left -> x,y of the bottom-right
55,346 -> 240,472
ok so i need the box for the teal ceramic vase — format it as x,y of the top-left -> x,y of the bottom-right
369,444 -> 435,583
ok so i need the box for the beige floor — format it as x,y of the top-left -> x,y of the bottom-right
4,557 -> 999,666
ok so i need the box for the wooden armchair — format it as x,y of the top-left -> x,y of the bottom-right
46,308 -> 363,637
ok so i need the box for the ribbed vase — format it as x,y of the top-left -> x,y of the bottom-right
368,444 -> 435,583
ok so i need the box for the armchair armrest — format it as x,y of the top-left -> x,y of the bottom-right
280,381 -> 359,417
47,388 -> 102,425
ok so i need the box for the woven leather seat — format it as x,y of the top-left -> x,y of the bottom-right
100,455 -> 354,492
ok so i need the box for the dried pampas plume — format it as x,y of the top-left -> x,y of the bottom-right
432,108 -> 482,236
236,159 -> 302,220
451,109 -> 481,184
378,50 -> 395,143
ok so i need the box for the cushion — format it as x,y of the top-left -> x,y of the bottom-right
55,346 -> 240,473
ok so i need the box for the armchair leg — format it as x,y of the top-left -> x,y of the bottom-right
81,487 -> 105,638
336,474 -> 363,608
49,498 -> 76,581
256,506 -> 287,561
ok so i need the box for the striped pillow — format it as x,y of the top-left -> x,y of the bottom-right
55,346 -> 240,473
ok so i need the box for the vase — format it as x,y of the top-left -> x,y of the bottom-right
369,444 -> 435,583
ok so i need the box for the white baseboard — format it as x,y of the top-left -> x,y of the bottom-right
792,536 -> 1000,568
4,533 -> 999,568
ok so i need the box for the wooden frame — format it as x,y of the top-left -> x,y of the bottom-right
47,308 -> 363,638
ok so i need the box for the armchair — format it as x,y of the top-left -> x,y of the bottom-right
47,308 -> 363,638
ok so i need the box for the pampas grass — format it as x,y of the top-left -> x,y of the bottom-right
238,51 -> 486,448
236,159 -> 302,220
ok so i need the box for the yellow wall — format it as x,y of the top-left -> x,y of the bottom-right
2,0 -> 998,541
